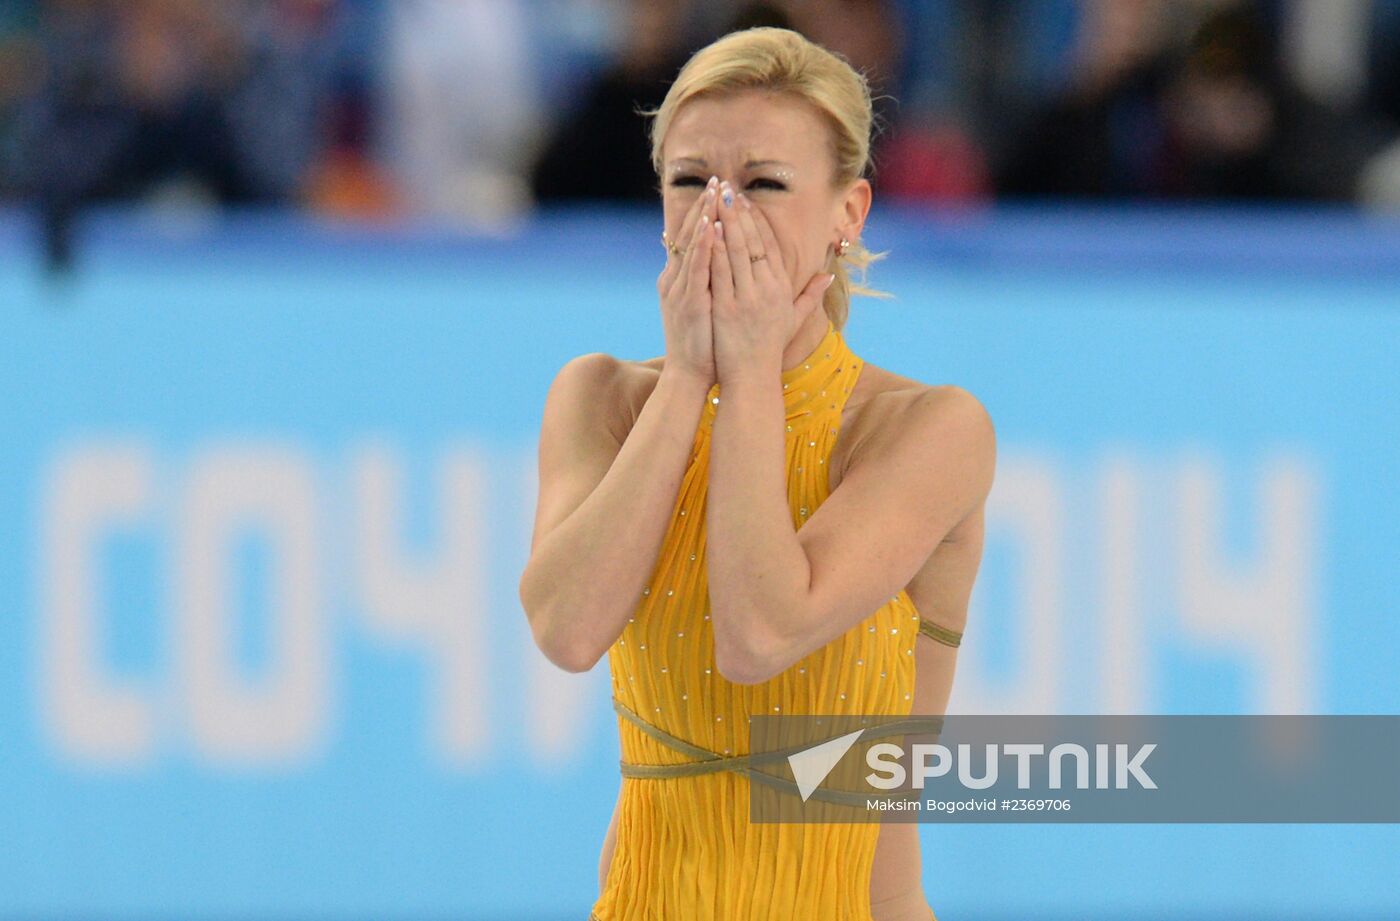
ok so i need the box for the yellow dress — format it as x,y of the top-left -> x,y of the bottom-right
589,318 -> 962,921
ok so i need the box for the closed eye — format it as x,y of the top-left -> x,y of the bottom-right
669,176 -> 786,191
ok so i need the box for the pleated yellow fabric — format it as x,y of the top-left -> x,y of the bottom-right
590,318 -> 941,921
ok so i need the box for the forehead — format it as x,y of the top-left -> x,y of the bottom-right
663,90 -> 827,168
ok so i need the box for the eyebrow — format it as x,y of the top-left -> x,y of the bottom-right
669,157 -> 793,169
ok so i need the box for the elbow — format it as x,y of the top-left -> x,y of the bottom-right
519,573 -> 603,674
712,616 -> 785,686
532,617 -> 604,674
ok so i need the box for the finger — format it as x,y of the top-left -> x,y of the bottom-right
665,182 -> 718,298
661,177 -> 717,289
794,270 -> 835,327
717,181 -> 755,302
710,219 -> 734,309
682,209 -> 715,300
678,176 -> 719,252
737,193 -> 785,282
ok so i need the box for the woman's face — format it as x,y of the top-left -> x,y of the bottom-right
660,89 -> 870,303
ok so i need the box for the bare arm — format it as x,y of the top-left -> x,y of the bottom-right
707,384 -> 995,684
519,354 -> 712,672
523,177 -> 721,672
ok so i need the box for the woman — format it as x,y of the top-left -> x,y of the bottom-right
519,27 -> 996,921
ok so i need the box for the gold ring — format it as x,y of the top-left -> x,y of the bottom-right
661,231 -> 685,257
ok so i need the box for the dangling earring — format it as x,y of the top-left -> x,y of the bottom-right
837,237 -> 851,258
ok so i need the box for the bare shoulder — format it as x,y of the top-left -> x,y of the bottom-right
545,351 -> 635,446
845,366 -> 997,508
851,361 -> 993,449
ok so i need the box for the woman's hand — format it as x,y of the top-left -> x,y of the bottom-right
657,176 -> 722,387
708,181 -> 834,384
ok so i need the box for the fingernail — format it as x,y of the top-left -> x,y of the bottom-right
699,214 -> 709,233
714,220 -> 724,240
708,175 -> 718,189
738,193 -> 750,210
821,273 -> 836,291
706,184 -> 716,200
720,182 -> 733,207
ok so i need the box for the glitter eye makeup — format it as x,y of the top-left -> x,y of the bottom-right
665,159 -> 797,192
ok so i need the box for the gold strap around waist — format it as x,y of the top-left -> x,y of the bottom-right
612,697 -> 945,808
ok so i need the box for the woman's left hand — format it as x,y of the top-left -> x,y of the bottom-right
709,182 -> 834,384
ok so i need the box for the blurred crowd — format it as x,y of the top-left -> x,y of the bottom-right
4,0 -> 1400,228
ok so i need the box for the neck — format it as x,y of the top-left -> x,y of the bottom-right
782,311 -> 833,375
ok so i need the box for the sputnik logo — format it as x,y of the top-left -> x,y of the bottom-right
787,729 -> 865,802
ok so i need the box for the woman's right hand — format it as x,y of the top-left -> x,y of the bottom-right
656,175 -> 720,386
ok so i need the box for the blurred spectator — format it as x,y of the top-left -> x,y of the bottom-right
376,0 -> 544,225
997,0 -> 1396,203
995,0 -> 1182,199
530,0 -> 699,202
0,0 -> 1397,221
0,1 -> 40,201
16,0 -> 342,209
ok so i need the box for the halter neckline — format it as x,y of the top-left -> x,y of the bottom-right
700,318 -> 862,431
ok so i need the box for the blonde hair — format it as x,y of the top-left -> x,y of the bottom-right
638,27 -> 892,332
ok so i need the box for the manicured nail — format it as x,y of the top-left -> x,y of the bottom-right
707,175 -> 718,189
714,220 -> 724,240
720,182 -> 734,207
821,273 -> 836,291
706,183 -> 716,200
699,214 -> 709,234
